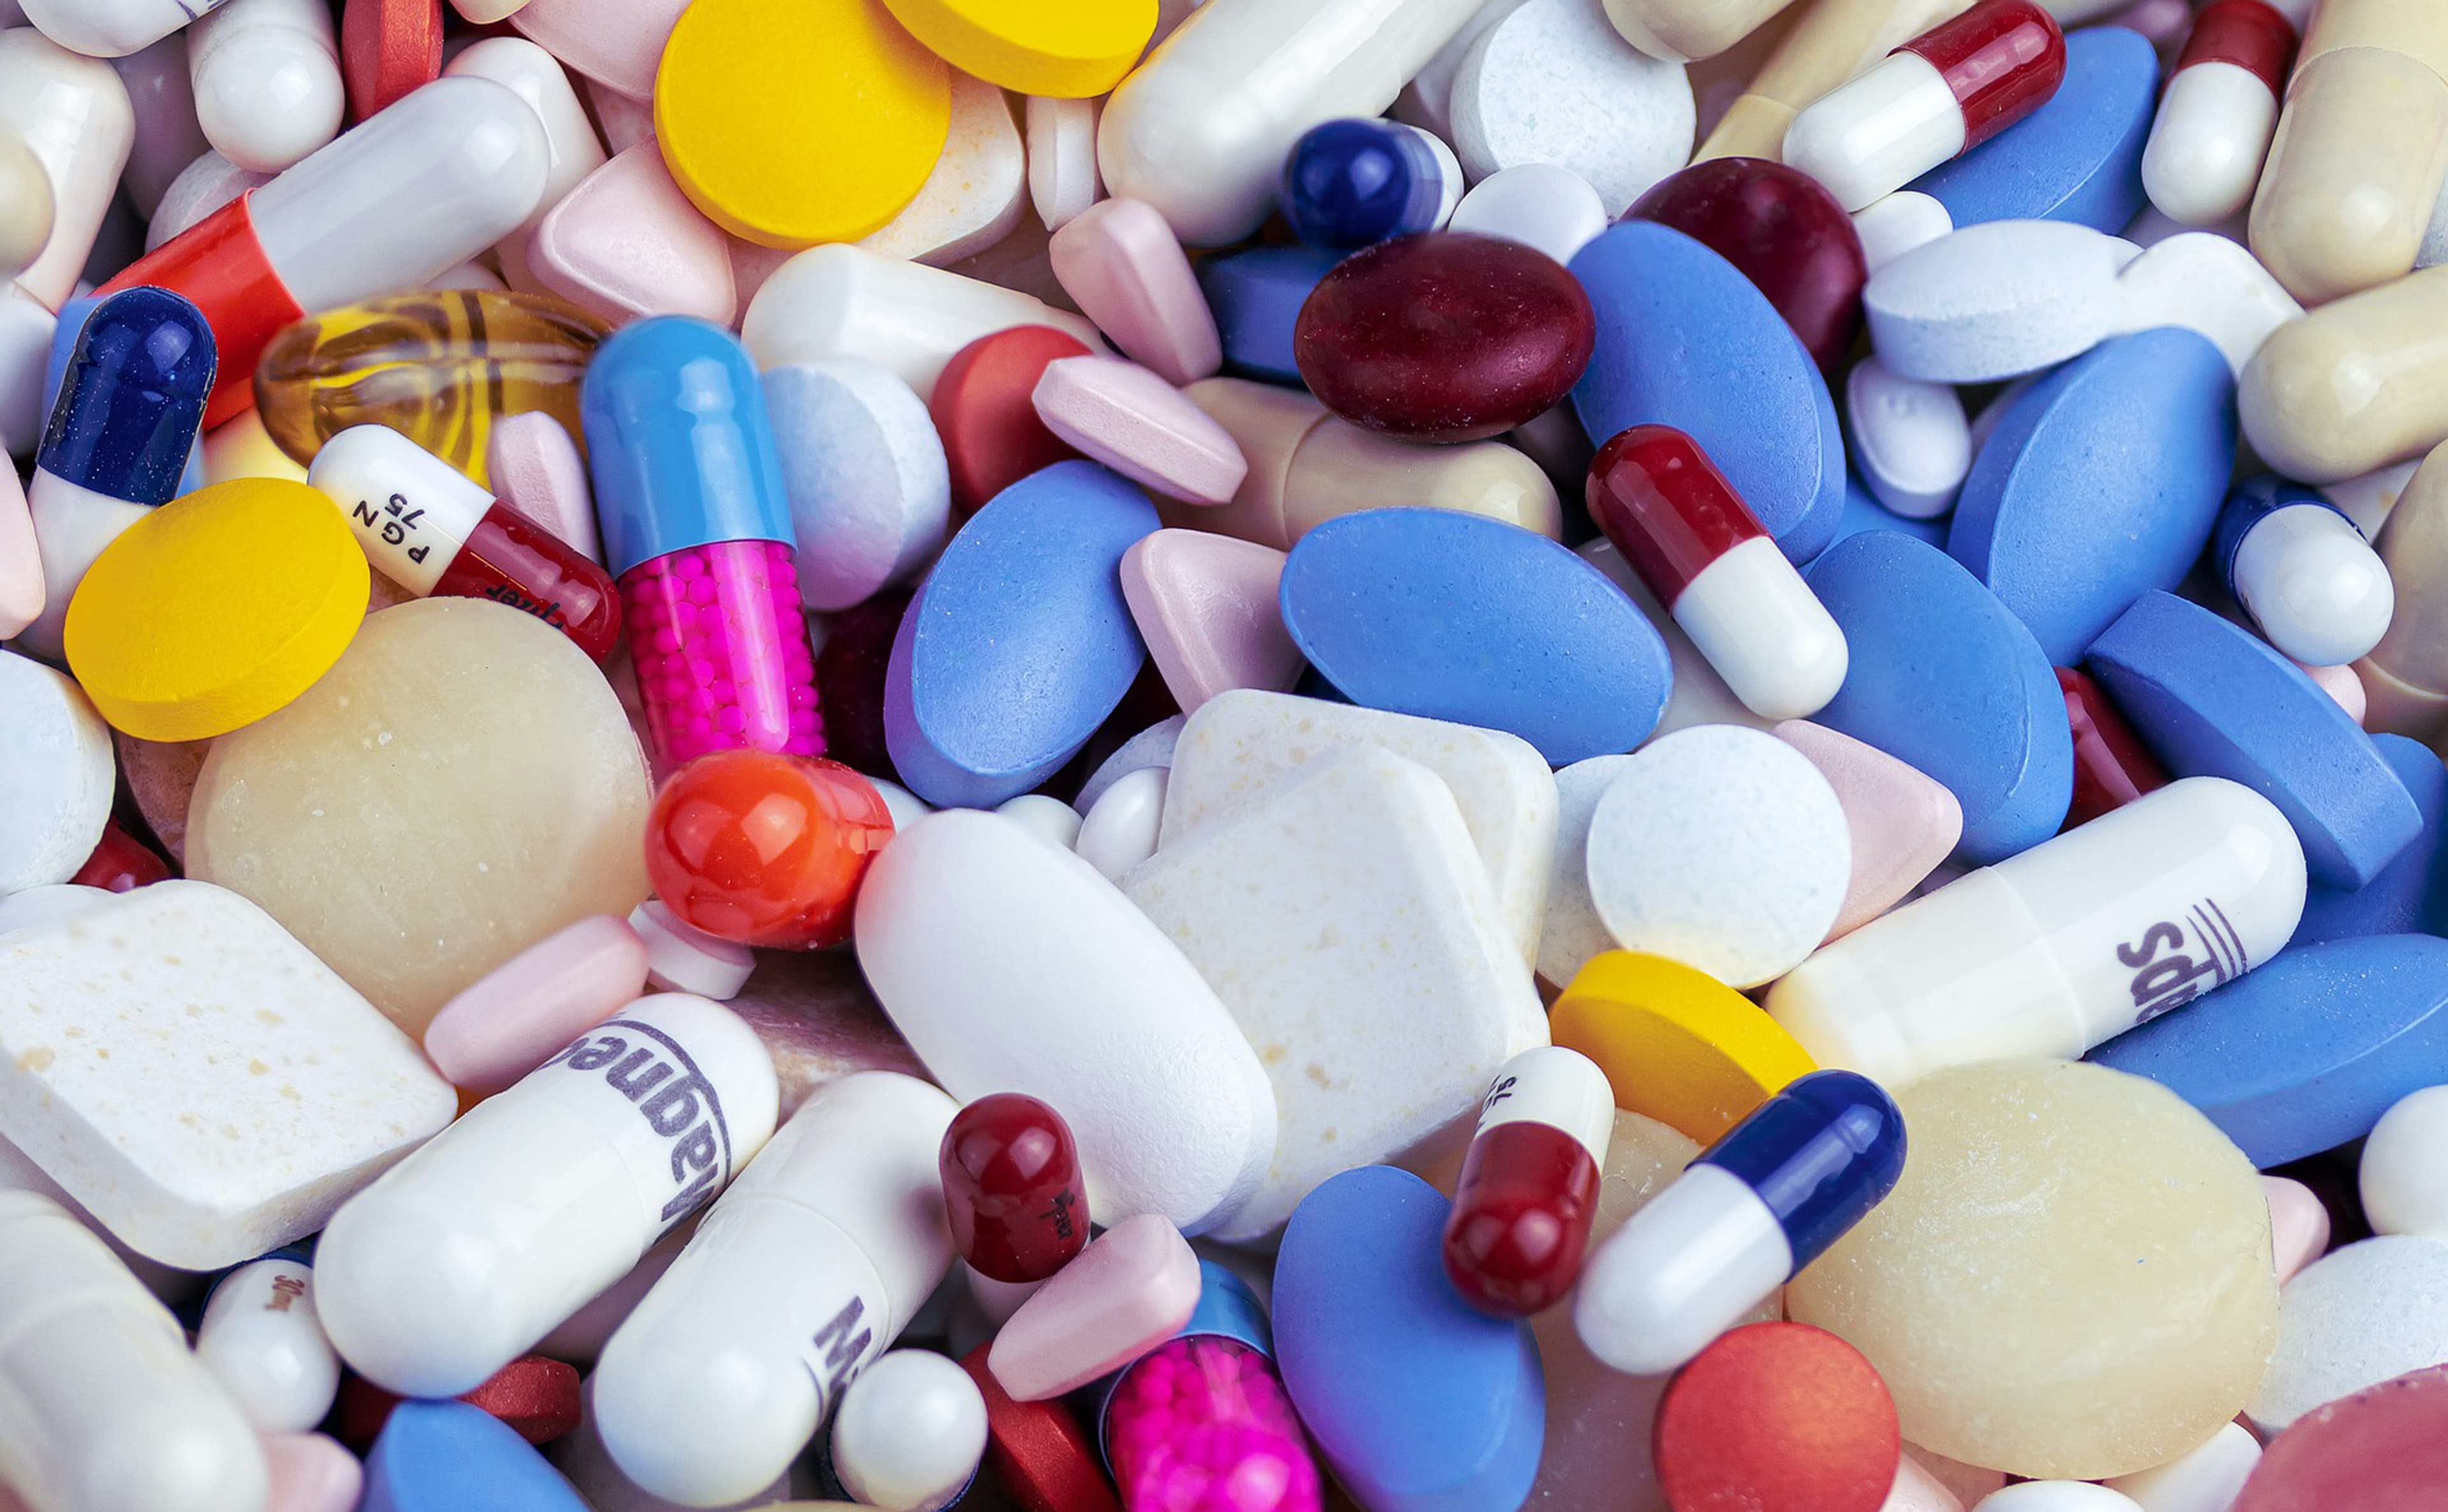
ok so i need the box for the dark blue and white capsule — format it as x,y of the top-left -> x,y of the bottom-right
1278,117 -> 1462,251
2213,474 -> 2394,669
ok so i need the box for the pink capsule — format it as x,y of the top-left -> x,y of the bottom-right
1441,1047 -> 1615,1319
2141,0 -> 2306,226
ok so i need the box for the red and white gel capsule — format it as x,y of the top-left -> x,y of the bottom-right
1441,1045 -> 1615,1318
2142,0 -> 2308,226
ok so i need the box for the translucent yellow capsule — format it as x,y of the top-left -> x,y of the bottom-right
1550,949 -> 1818,1143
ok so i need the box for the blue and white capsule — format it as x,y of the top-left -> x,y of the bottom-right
193,1242 -> 340,1432
2213,475 -> 2394,669
1278,118 -> 1462,251
17,286 -> 215,662
1573,1070 -> 1905,1376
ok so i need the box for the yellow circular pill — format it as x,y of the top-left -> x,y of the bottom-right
877,0 -> 1155,98
1551,950 -> 1818,1144
64,478 -> 370,742
655,0 -> 951,249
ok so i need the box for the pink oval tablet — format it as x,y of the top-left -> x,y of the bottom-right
1033,356 -> 1247,505
986,1212 -> 1202,1403
1773,720 -> 1964,940
1047,197 -> 1220,387
263,1431 -> 363,1512
1119,530 -> 1304,713
532,141 -> 738,327
509,0 -> 687,99
2264,1175 -> 2333,1284
486,412 -> 601,565
423,915 -> 650,1092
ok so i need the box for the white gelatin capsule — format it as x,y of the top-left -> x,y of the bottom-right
2141,0 -> 2304,228
1768,777 -> 2309,1087
313,993 -> 779,1399
829,1349 -> 988,1512
193,1247 -> 340,1432
0,29 -> 133,312
2213,477 -> 2396,669
186,0 -> 344,173
0,1191 -> 268,1512
19,0 -> 229,59
592,1072 -> 958,1508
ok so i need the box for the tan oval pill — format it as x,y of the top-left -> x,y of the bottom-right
2357,438 -> 2448,738
2240,263 -> 2448,484
2248,46 -> 2448,305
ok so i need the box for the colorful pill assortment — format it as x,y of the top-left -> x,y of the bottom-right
14,2 -> 2448,1511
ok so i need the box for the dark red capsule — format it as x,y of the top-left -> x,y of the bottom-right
1899,0 -> 2067,152
2058,666 -> 2169,829
1625,157 -> 1869,372
940,1093 -> 1089,1284
1442,1120 -> 1601,1317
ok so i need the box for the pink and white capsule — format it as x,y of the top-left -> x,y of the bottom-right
2141,0 -> 2312,227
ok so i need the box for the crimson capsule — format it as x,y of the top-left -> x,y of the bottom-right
1587,425 -> 1849,721
940,1093 -> 1089,1286
1441,1046 -> 1615,1319
2143,0 -> 2304,226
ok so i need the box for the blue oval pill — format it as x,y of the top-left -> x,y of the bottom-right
1948,327 -> 2236,663
1274,1165 -> 1543,1512
363,1400 -> 589,1512
1197,245 -> 1346,387
1279,507 -> 1671,762
1569,220 -> 1845,564
1811,469 -> 1948,563
1803,530 -> 2073,863
2088,933 -> 2448,1167
1912,25 -> 2159,232
2294,734 -> 2447,946
2085,591 -> 2422,890
885,460 -> 1158,808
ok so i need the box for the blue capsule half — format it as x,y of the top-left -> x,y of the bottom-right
1279,119 -> 1453,251
1696,1068 -> 1906,1268
36,286 -> 215,507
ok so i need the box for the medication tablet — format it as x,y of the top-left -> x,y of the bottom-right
1805,530 -> 2074,864
1195,244 -> 1342,388
1626,157 -> 1869,372
1448,162 -> 1611,268
987,1212 -> 1199,1401
2264,1175 -> 2331,1286
877,0 -> 1151,97
1119,529 -> 1304,713
2363,1086 -> 2448,1240
2109,230 -> 2302,378
765,359 -> 949,612
361,1400 -> 588,1512
1774,718 -> 1963,938
1535,755 -> 1636,987
1278,507 -> 1670,764
333,1355 -> 583,1449
189,0 -> 345,176
507,0 -> 685,101
994,794 -> 1083,852
1031,355 -> 1248,506
1852,190 -> 1955,275
1653,1323 -> 1900,1512
1047,196 -> 1220,387
2101,1421 -> 2259,1512
2236,1363 -> 2448,1512
1074,713 -> 1183,814
2294,735 -> 2445,946
485,414 -> 599,565
1449,0 -> 1695,217
958,1343 -> 1121,1512
630,900 -> 756,1001
858,73 -> 1027,269
929,325 -> 1091,514
1863,219 -> 2127,384
0,126 -> 53,282
0,652 -> 113,895
1274,1166 -> 1543,1512
2248,1237 -> 2448,1434
2089,934 -> 2448,1168
261,1431 -> 361,1512
1025,96 -> 1101,233
831,1351 -> 989,1512
1576,536 -> 1774,737
1912,24 -> 2158,232
1972,1486 -> 2142,1512
654,0 -> 948,249
1074,764 -> 1165,880
422,914 -> 652,1094
338,0 -> 441,121
530,142 -> 738,326
1550,950 -> 1815,1142
1571,221 -> 1846,563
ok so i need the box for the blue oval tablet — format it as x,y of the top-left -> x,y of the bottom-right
2088,933 -> 2448,1167
1948,327 -> 2236,663
363,1400 -> 589,1512
1569,220 -> 1845,564
885,460 -> 1158,808
1274,1165 -> 1543,1512
1912,25 -> 2159,232
1803,531 -> 2072,863
1197,245 -> 1346,388
2085,591 -> 2422,890
1809,470 -> 1948,565
1279,507 -> 1670,762
2289,735 -> 2444,946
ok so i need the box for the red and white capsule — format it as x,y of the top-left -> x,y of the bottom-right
2141,0 -> 2311,226
1781,0 -> 2067,212
1441,1046 -> 1615,1319
1585,425 -> 1849,721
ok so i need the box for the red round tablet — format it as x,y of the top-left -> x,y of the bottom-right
931,326 -> 1091,514
341,0 -> 444,121
334,1353 -> 582,1450
1654,1322 -> 1900,1512
2236,1364 -> 2448,1512
959,1341 -> 1122,1512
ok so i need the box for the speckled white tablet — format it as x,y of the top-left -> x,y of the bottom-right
859,73 -> 1026,269
2248,1235 -> 2448,1433
1447,162 -> 1610,267
1865,219 -> 2128,384
1126,748 -> 1546,1241
1448,0 -> 1695,217
1845,356 -> 1971,520
764,358 -> 951,612
1584,723 -> 1849,987
2111,231 -> 2303,379
0,880 -> 457,1268
1025,95 -> 1101,233
1536,753 -> 1633,989
0,649 -> 114,895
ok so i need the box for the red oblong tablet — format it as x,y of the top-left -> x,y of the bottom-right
2235,1364 -> 2448,1512
959,1341 -> 1122,1512
1654,1322 -> 1900,1512
341,0 -> 444,122
930,326 -> 1091,514
333,1354 -> 582,1450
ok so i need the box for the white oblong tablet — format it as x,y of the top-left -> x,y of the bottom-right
764,358 -> 951,612
1583,723 -> 1849,989
0,650 -> 113,893
1448,0 -> 1694,217
1845,356 -> 1971,521
1448,161 -> 1609,268
2111,231 -> 2304,379
1865,219 -> 2127,384
1024,94 -> 1101,233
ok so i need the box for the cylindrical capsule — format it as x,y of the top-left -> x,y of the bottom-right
1574,1070 -> 1905,1377
581,316 -> 825,769
19,287 -> 216,662
187,0 -> 345,174
0,29 -> 133,312
2213,475 -> 2394,669
312,993 -> 780,1399
1603,0 -> 1803,63
1279,117 -> 1462,251
940,1092 -> 1089,1287
1781,0 -> 2067,212
1586,425 -> 1849,721
193,1244 -> 340,1433
2141,0 -> 2303,227
20,0 -> 233,57
97,75 -> 550,426
829,1349 -> 989,1512
0,1191 -> 268,1512
304,425 -> 620,660
1440,1046 -> 1615,1319
1696,0 -> 1972,164
593,1072 -> 958,1508
1766,778 -> 2309,1087
2241,261 -> 2448,490
2358,439 -> 2448,738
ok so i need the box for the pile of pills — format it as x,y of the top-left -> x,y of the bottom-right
8,0 -> 2448,1509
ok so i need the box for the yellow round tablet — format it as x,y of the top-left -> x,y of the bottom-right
877,0 -> 1155,98
655,0 -> 952,249
1551,950 -> 1818,1144
64,478 -> 370,742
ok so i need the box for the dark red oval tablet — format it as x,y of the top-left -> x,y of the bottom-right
1626,157 -> 1869,372
1654,1322 -> 1900,1512
71,822 -> 173,890
931,326 -> 1091,514
333,1354 -> 582,1450
2236,1365 -> 2448,1512
961,1341 -> 1121,1512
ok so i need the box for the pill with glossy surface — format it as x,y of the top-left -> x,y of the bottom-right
187,0 -> 345,174
940,1093 -> 1089,1287
831,1350 -> 987,1512
1697,0 -> 1971,163
195,1249 -> 341,1432
2213,476 -> 2394,669
641,750 -> 892,951
2360,1084 -> 2448,1239
1441,1047 -> 1614,1319
1279,117 -> 1461,250
1604,0 -> 1800,62
1626,156 -> 1869,371
0,126 -> 55,284
2142,0 -> 2300,226
2058,666 -> 2170,829
2359,440 -> 2448,737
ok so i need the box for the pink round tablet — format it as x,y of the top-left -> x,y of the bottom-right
2264,1175 -> 2333,1284
986,1212 -> 1202,1404
486,412 -> 601,565
1773,719 -> 1964,939
1032,356 -> 1248,505
1047,196 -> 1221,388
2235,1364 -> 2448,1512
1119,529 -> 1304,713
262,1432 -> 363,1512
423,915 -> 650,1093
532,141 -> 738,327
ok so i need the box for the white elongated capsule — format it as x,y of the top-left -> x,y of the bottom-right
313,993 -> 779,1400
442,36 -> 606,289
186,0 -> 342,173
0,29 -> 133,312
2141,0 -> 2303,227
193,1249 -> 340,1432
829,1349 -> 988,1512
20,0 -> 229,58
0,1191 -> 268,1512
1767,777 -> 2309,1087
0,127 -> 54,282
2214,476 -> 2396,668
1845,356 -> 1971,519
592,1072 -> 958,1509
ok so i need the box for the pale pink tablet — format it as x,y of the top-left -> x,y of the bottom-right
1120,529 -> 1304,713
2264,1175 -> 2332,1284
423,914 -> 650,1092
1047,196 -> 1221,386
0,458 -> 43,640
986,1212 -> 1200,1403
1881,1453 -> 1965,1512
586,77 -> 656,155
509,0 -> 685,99
1772,718 -> 1964,940
532,141 -> 738,327
1033,356 -> 1246,505
2298,660 -> 2366,727
262,1431 -> 363,1512
487,412 -> 601,564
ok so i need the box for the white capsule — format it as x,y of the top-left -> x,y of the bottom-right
0,29 -> 133,311
20,0 -> 230,58
830,1349 -> 988,1512
1572,1163 -> 1792,1376
313,993 -> 779,1399
2232,501 -> 2396,669
1680,538 -> 1849,722
2142,61 -> 2280,228
1782,50 -> 1967,212
1845,356 -> 1971,520
108,34 -> 208,217
193,1253 -> 340,1432
441,36 -> 606,289
186,0 -> 342,173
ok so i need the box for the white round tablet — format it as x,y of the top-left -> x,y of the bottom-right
1448,163 -> 1610,268
1076,762 -> 1165,881
764,358 -> 951,613
1448,0 -> 1694,217
2362,1085 -> 2448,1241
1865,219 -> 2127,384
2247,1235 -> 2448,1433
0,651 -> 113,895
996,794 -> 1084,851
831,1349 -> 988,1512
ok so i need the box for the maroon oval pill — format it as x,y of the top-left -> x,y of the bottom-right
1626,158 -> 1869,371
1292,231 -> 1595,444
2236,1364 -> 2448,1512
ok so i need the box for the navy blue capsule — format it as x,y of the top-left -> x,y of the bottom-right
1280,119 -> 1452,251
36,286 -> 216,505
1697,1068 -> 1906,1267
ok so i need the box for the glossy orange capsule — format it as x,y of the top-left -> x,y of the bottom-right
1441,1046 -> 1615,1318
641,749 -> 893,949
